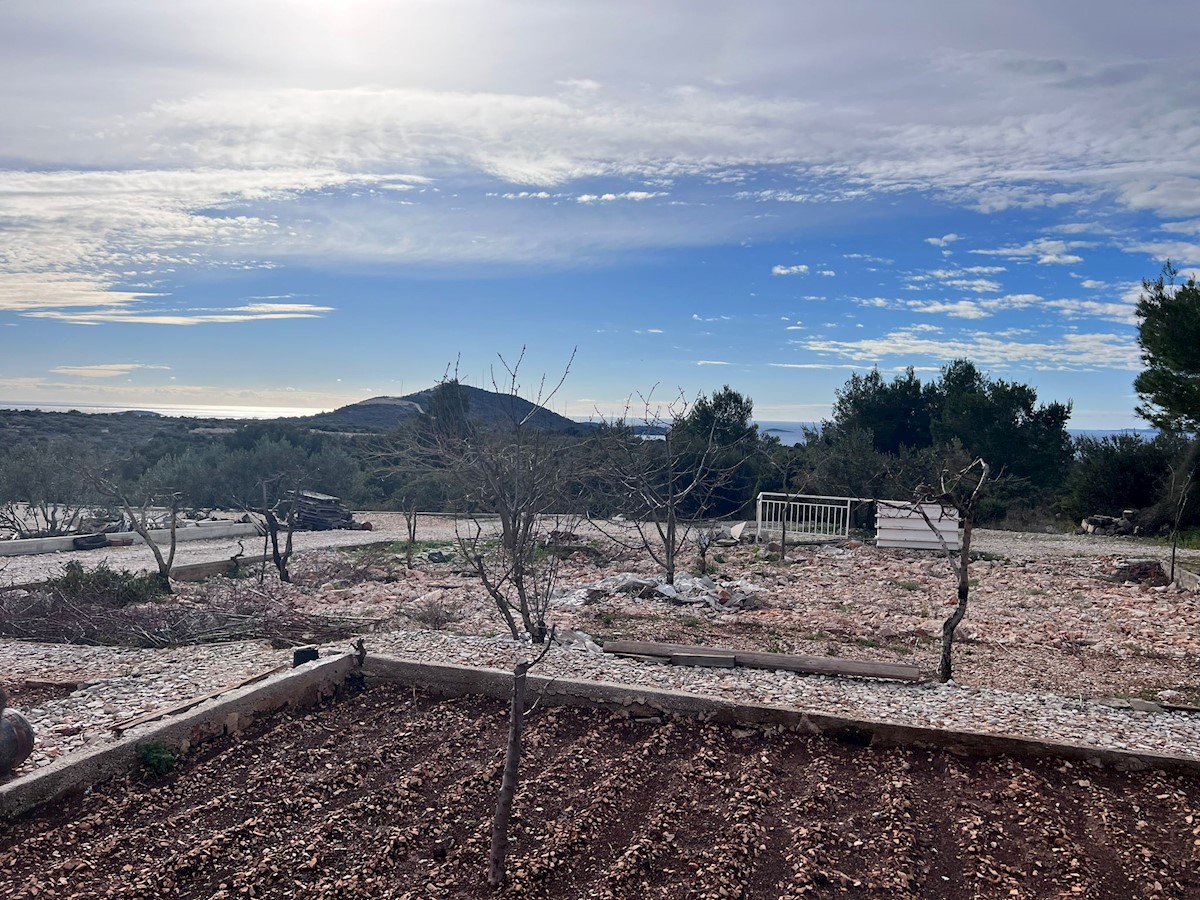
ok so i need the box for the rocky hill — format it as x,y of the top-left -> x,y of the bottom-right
300,384 -> 590,432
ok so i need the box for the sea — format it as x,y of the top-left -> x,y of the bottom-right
0,403 -> 1162,439
0,401 -> 328,420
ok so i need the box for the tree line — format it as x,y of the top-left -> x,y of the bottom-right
2,263 -> 1197,542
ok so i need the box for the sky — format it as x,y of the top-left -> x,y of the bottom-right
2,1 -> 1199,428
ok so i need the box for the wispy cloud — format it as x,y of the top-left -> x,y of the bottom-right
27,303 -> 335,326
50,363 -> 170,378
803,328 -> 1140,371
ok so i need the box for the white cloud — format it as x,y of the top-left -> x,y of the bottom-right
50,363 -> 170,378
818,269 -> 836,277
803,328 -> 1140,371
907,300 -> 991,319
772,264 -> 809,275
769,363 -> 862,370
1044,299 -> 1137,325
696,360 -> 730,366
925,233 -> 960,247
577,191 -> 666,203
26,304 -> 334,326
970,238 -> 1091,265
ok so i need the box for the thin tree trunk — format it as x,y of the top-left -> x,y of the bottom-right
489,659 -> 531,886
938,518 -> 974,683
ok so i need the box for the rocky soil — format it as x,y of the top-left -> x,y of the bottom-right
2,684 -> 1198,899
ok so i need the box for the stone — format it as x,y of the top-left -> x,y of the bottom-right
1127,698 -> 1162,713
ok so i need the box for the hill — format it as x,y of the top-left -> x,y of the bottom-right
299,384 -> 589,432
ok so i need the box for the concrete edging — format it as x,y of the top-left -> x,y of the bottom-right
0,522 -> 263,558
0,654 -> 354,820
362,654 -> 1200,777
7,651 -> 1197,821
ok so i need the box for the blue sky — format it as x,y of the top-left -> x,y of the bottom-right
2,1 -> 1199,427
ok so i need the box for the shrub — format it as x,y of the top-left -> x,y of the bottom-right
46,562 -> 167,608
407,595 -> 464,631
138,742 -> 176,775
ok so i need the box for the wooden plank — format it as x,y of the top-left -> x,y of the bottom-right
170,554 -> 272,582
603,639 -> 922,682
670,652 -> 736,668
110,664 -> 289,733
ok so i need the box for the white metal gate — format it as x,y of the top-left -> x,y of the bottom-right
755,493 -> 853,542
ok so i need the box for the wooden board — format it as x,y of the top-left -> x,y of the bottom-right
603,639 -> 922,682
110,664 -> 289,733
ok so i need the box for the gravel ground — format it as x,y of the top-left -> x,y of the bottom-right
4,514 -> 1197,585
2,517 -> 1199,784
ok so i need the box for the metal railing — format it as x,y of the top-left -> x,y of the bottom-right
755,493 -> 853,542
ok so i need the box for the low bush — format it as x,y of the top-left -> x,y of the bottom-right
46,561 -> 167,607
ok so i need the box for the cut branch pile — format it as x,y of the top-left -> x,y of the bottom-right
0,586 -> 382,649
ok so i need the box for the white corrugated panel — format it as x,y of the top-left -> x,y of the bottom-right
876,502 -> 961,551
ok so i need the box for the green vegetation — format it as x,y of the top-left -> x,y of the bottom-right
46,561 -> 168,607
2,318 -> 1197,540
137,742 -> 177,775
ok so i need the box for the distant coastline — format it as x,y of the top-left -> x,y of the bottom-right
0,401 -> 328,420
0,402 -> 1161,439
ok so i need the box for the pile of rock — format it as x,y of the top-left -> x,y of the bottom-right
1076,510 -> 1139,537
552,572 -> 764,613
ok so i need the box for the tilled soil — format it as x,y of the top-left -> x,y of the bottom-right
2,683 -> 1197,899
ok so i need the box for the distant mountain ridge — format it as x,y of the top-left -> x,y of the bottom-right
300,384 -> 589,432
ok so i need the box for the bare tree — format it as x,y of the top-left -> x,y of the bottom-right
1164,441 -> 1199,582
260,476 -> 298,584
913,458 -> 990,683
97,480 -> 181,593
400,495 -> 419,570
591,391 -> 749,584
371,349 -> 579,641
489,628 -> 556,887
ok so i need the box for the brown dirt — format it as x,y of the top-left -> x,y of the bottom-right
2,683 -> 1197,899
3,679 -> 78,710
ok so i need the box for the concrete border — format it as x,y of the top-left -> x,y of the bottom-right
1175,565 -> 1199,592
362,655 -> 1200,777
0,654 -> 354,820
0,522 -> 263,558
6,651 -> 1197,821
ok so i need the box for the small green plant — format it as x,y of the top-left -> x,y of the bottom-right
407,595 -> 464,631
973,550 -> 1007,562
138,741 -> 176,775
598,610 -> 617,627
889,578 -> 922,591
713,552 -> 727,564
47,561 -> 168,608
